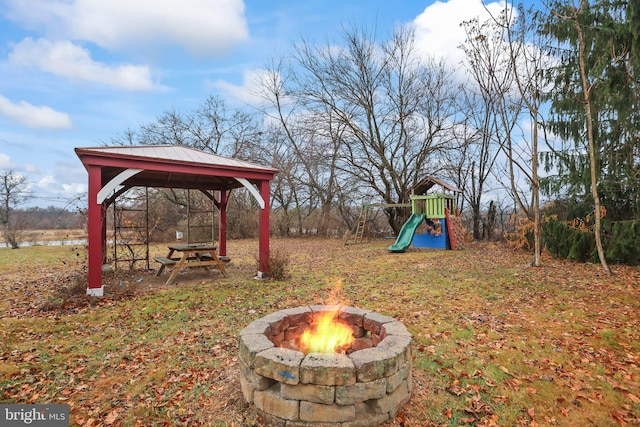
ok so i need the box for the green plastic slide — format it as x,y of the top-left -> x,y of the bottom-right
388,213 -> 425,253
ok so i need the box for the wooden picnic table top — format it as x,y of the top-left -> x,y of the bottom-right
167,243 -> 217,252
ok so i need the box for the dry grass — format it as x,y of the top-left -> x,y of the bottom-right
20,229 -> 87,243
0,238 -> 638,426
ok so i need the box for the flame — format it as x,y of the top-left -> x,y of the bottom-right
298,309 -> 354,354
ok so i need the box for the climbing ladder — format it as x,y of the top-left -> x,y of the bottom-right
445,208 -> 465,250
344,205 -> 369,245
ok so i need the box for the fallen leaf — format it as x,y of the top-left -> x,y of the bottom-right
444,408 -> 452,419
624,393 -> 640,404
105,408 -> 120,425
612,410 -> 628,426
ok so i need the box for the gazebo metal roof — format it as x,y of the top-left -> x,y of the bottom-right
75,145 -> 278,192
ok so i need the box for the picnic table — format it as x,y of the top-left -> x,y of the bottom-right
154,243 -> 227,285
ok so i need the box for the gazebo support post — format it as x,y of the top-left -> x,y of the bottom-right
87,165 -> 105,296
101,203 -> 107,264
257,180 -> 270,278
219,190 -> 227,257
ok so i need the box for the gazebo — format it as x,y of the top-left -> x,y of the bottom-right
75,145 -> 278,296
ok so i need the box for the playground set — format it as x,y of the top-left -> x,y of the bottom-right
345,176 -> 464,251
388,176 -> 464,252
387,192 -> 464,252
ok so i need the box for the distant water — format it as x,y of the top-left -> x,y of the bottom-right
0,239 -> 87,248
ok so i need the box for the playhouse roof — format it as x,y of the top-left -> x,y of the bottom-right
412,175 -> 461,195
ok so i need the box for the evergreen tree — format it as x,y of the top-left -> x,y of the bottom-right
541,0 -> 639,219
540,0 -> 639,271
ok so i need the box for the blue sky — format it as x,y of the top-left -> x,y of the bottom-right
0,0 -> 535,208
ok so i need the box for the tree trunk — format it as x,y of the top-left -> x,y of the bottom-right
575,9 -> 611,275
486,201 -> 496,240
473,205 -> 481,240
532,117 -> 541,267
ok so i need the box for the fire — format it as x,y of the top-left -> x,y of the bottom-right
298,309 -> 354,354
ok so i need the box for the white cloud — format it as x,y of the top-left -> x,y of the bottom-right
209,69 -> 273,106
37,175 -> 56,190
30,175 -> 85,206
22,163 -> 38,173
217,1 -> 517,105
0,153 -> 13,168
412,0 -> 511,68
62,182 -> 86,196
9,38 -> 155,90
0,94 -> 72,129
5,0 -> 249,56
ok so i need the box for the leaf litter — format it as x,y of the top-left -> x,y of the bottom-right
0,238 -> 638,426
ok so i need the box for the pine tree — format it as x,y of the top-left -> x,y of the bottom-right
540,0 -> 640,272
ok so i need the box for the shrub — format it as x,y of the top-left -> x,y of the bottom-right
39,269 -> 142,312
542,216 -> 640,265
505,214 -> 534,251
262,248 -> 290,280
604,220 -> 640,265
40,272 -> 89,312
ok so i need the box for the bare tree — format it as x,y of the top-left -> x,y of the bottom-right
0,170 -> 31,248
264,128 -> 301,236
460,8 -> 544,244
497,3 -> 552,266
452,82 -> 502,240
254,59 -> 351,236
117,95 -> 263,161
264,25 -> 458,233
463,3 -> 551,263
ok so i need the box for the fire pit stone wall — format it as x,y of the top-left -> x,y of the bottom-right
238,305 -> 412,426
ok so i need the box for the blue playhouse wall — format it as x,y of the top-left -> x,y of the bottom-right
412,218 -> 450,249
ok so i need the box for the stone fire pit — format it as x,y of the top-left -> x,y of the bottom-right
238,305 -> 412,426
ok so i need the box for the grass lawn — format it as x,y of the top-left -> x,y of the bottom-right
0,238 -> 638,426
